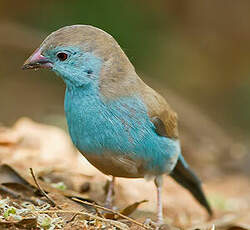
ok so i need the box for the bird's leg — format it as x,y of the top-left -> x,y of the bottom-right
154,176 -> 164,225
105,176 -> 115,208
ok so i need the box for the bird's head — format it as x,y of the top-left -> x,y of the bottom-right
23,25 -> 136,91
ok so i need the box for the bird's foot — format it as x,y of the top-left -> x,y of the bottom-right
104,177 -> 115,209
104,199 -> 113,209
104,187 -> 113,209
144,218 -> 164,229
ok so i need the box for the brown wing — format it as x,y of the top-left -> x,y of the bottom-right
139,80 -> 179,139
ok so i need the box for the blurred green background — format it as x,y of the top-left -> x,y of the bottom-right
1,0 -> 250,137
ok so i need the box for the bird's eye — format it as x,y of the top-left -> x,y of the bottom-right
57,52 -> 68,61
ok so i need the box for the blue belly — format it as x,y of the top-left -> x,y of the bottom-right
64,86 -> 180,176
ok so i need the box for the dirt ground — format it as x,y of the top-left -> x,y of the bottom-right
0,118 -> 249,230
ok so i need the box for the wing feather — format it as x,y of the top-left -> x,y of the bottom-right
139,81 -> 179,139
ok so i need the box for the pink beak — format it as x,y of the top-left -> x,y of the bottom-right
22,48 -> 52,70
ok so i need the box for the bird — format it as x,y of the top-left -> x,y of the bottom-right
22,25 -> 212,225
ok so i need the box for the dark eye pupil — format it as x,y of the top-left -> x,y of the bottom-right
57,52 -> 68,61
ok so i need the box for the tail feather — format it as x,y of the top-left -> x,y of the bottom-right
170,155 -> 212,216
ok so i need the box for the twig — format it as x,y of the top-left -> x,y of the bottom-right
72,197 -> 150,229
29,168 -> 56,207
66,206 -> 103,224
38,210 -> 130,230
0,184 -> 42,206
66,208 -> 85,223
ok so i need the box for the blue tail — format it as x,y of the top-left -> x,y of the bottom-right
170,155 -> 212,216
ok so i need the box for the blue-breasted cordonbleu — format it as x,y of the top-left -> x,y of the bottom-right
22,25 -> 212,224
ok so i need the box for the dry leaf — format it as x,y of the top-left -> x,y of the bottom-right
0,163 -> 92,209
188,214 -> 241,230
119,200 -> 148,217
0,164 -> 31,186
104,199 -> 148,220
0,217 -> 37,229
228,224 -> 250,230
0,127 -> 20,147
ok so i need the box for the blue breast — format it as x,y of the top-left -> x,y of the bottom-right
64,84 -> 180,175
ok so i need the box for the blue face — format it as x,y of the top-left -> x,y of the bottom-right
43,46 -> 103,87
